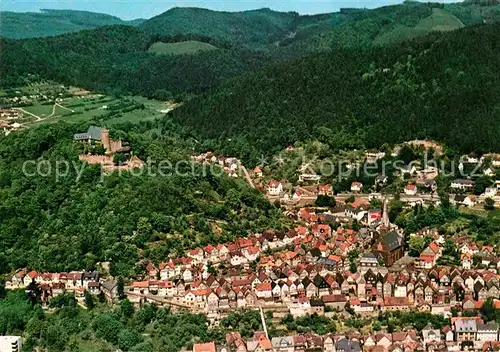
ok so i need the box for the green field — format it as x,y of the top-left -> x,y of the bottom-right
22,103 -> 56,117
374,8 -> 465,46
148,40 -> 217,55
415,8 -> 465,32
23,93 -> 174,127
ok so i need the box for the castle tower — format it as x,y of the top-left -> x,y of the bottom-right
101,128 -> 111,153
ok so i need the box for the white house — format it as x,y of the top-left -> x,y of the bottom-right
268,181 -> 283,196
350,182 -> 363,192
476,322 -> 499,342
0,336 -> 22,352
451,179 -> 474,190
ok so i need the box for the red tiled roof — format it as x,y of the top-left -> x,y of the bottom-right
255,282 -> 272,292
132,281 -> 149,288
193,342 -> 216,352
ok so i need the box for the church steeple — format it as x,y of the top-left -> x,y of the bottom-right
381,197 -> 390,231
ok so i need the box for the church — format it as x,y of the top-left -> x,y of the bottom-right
371,199 -> 405,267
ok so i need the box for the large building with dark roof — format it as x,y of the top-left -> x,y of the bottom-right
372,230 -> 405,267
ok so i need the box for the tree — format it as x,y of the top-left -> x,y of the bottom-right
0,280 -> 5,299
26,280 -> 42,306
484,197 -> 495,210
480,298 -> 496,322
474,176 -> 493,195
207,261 -> 217,276
113,153 -> 127,165
315,195 -> 336,207
49,293 -> 77,308
408,237 -> 425,257
346,195 -> 355,204
117,276 -> 126,300
93,314 -> 124,345
84,290 -> 95,310
120,299 -> 134,318
118,329 -> 143,351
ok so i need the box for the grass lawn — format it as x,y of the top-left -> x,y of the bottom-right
148,40 -> 217,56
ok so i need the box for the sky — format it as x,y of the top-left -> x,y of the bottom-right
1,0 -> 459,20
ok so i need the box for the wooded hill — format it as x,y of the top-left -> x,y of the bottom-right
171,23 -> 500,164
0,9 -> 144,39
3,2 -> 500,99
0,121 -> 284,276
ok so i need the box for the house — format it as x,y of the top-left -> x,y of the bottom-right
400,164 -> 417,176
372,230 -> 405,267
451,179 -> 474,191
0,336 -> 22,352
484,166 -> 496,177
193,342 -> 216,352
455,319 -> 478,342
416,254 -> 436,269
74,125 -> 127,154
255,283 -> 272,299
322,294 -> 347,311
417,167 -> 439,181
375,174 -> 389,185
344,207 -> 366,222
422,328 -> 442,344
351,182 -> 363,192
443,326 -> 454,342
476,322 -> 499,342
404,184 -> 417,196
253,167 -> 263,178
101,279 -> 118,302
360,252 -> 379,269
484,187 -> 497,198
462,253 -> 472,269
271,336 -> 294,352
318,184 -> 333,196
268,181 -> 284,197
365,150 -> 385,163
454,195 -> 476,207
335,338 -> 361,352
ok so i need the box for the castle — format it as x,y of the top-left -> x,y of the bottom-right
74,125 -> 128,154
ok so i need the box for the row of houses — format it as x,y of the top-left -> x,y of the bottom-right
195,320 -> 500,352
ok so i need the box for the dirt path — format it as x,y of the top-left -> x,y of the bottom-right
13,107 -> 42,121
239,164 -> 255,189
55,103 -> 74,113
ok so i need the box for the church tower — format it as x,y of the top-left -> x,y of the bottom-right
380,197 -> 390,233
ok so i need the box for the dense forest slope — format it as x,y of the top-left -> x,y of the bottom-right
140,7 -> 297,49
171,23 -> 500,163
2,2 -> 500,99
0,9 -> 143,39
281,2 -> 500,52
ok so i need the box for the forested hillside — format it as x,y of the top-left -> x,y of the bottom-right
171,23 -> 500,164
140,7 -> 297,49
2,2 -> 500,100
0,26 -> 271,99
0,121 -> 284,276
0,9 -> 142,39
